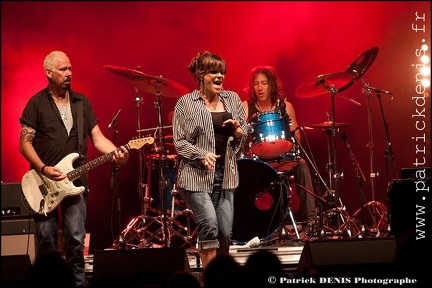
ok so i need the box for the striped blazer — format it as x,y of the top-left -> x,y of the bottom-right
173,89 -> 247,193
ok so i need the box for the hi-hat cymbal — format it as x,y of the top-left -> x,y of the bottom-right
306,121 -> 353,129
340,47 -> 379,92
104,65 -> 189,98
294,71 -> 353,98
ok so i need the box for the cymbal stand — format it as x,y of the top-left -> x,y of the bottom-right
326,84 -> 344,237
362,80 -> 380,234
111,86 -> 156,249
153,82 -> 170,247
323,111 -> 334,197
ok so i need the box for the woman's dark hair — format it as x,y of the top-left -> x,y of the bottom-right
188,51 -> 226,87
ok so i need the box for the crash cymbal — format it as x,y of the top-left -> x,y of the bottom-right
294,71 -> 353,98
103,65 -> 189,98
306,121 -> 353,129
340,47 -> 379,92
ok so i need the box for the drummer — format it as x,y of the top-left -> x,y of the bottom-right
242,65 -> 317,227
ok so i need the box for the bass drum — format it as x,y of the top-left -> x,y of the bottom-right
233,158 -> 288,243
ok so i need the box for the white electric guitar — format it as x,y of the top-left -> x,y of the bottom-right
21,137 -> 154,215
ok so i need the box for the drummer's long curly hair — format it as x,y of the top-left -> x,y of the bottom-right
188,51 -> 226,88
244,65 -> 282,105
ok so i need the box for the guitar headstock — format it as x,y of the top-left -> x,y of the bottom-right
128,137 -> 155,150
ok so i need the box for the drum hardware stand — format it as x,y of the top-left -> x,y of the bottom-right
341,132 -> 368,236
362,80 -> 390,235
152,81 -> 171,247
289,180 -> 329,239
317,111 -> 334,200
320,83 -> 349,237
111,85 -> 160,249
376,88 -> 396,236
294,127 -> 334,201
291,127 -> 335,238
255,170 -> 301,246
102,65 -> 189,249
365,83 -> 395,235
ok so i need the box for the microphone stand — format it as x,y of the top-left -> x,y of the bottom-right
341,133 -> 368,236
376,91 -> 397,234
376,92 -> 398,180
107,113 -> 122,241
290,128 -> 333,238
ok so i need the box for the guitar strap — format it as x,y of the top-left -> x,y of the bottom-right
77,101 -> 84,158
77,100 -> 90,197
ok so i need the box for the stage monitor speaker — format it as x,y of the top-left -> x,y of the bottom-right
297,238 -> 396,277
92,247 -> 190,287
1,254 -> 32,288
387,178 -> 429,278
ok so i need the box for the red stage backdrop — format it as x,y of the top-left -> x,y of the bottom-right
2,1 -> 430,251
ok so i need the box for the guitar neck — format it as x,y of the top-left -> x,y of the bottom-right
67,144 -> 129,181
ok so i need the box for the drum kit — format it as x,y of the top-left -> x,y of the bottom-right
104,46 -> 393,249
234,47 -> 391,244
103,65 -> 197,249
297,46 -> 392,239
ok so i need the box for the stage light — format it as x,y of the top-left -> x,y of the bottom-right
420,66 -> 430,76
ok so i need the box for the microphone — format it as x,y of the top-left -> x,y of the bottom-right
291,126 -> 301,134
367,86 -> 393,95
278,93 -> 287,116
107,109 -> 121,130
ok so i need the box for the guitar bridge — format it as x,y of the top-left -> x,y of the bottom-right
39,183 -> 48,197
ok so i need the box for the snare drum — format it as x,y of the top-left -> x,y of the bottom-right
249,111 -> 293,159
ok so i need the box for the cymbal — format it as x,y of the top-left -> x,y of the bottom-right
103,65 -> 189,98
340,47 -> 379,92
294,71 -> 353,98
306,121 -> 353,129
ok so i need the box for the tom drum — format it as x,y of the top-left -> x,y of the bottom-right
249,111 -> 293,159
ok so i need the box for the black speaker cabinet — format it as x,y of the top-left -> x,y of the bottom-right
1,182 -> 32,218
92,247 -> 190,287
387,178 -> 429,279
297,237 -> 397,277
1,183 -> 36,264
